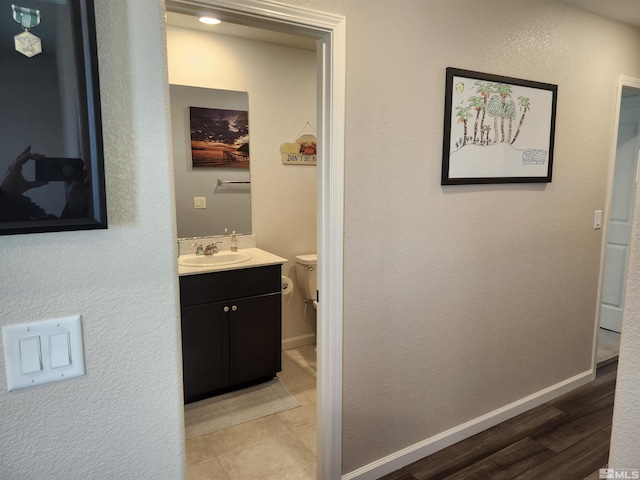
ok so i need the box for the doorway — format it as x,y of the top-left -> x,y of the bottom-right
164,2 -> 345,479
596,77 -> 640,368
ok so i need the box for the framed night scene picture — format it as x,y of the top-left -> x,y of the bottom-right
189,107 -> 249,168
441,68 -> 557,185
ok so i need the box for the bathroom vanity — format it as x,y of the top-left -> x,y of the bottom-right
178,248 -> 286,404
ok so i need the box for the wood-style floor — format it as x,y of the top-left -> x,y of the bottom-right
381,361 -> 617,480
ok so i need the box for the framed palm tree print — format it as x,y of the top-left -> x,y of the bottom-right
442,68 -> 557,185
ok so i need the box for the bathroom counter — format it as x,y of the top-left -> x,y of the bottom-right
178,247 -> 286,276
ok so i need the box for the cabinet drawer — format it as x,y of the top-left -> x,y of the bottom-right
179,265 -> 281,306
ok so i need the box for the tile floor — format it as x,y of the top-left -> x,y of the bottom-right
185,345 -> 317,480
597,327 -> 621,366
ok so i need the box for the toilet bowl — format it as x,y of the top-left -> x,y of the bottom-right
295,253 -> 317,309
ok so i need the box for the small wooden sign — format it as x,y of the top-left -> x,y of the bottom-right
282,153 -> 317,165
280,133 -> 317,166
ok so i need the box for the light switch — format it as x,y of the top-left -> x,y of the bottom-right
49,332 -> 71,369
2,315 -> 85,391
194,196 -> 206,209
19,336 -> 42,374
594,210 -> 603,230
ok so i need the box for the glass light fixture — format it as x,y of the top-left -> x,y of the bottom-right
199,16 -> 221,25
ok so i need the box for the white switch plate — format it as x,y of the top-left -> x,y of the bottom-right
194,196 -> 206,209
594,210 -> 603,230
2,315 -> 85,391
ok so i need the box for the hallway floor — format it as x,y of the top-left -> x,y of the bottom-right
381,361 -> 617,480
185,346 -> 317,480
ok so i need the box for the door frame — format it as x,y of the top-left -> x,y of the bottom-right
164,1 -> 346,478
593,75 -> 640,374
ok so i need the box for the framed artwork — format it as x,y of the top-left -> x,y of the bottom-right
0,0 -> 106,235
189,107 -> 249,168
442,68 -> 557,185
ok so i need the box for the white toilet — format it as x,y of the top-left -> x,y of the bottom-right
295,253 -> 317,309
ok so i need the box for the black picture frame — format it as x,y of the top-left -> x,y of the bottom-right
442,68 -> 557,185
0,0 -> 106,235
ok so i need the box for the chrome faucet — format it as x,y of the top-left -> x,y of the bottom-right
203,242 -> 220,255
191,241 -> 221,255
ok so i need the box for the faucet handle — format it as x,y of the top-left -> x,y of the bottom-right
192,243 -> 204,255
203,241 -> 221,255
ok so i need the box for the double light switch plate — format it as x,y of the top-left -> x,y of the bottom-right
2,315 -> 85,391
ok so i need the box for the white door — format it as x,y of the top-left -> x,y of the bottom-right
601,94 -> 640,333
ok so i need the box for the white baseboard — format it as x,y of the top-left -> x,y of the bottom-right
282,333 -> 316,351
342,369 -> 594,480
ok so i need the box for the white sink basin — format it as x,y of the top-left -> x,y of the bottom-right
178,252 -> 252,267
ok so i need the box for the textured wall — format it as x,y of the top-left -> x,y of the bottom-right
279,0 -> 640,474
0,1 -> 185,479
167,26 -> 318,343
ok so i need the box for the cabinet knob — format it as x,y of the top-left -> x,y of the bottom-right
231,305 -> 238,312
223,306 -> 230,313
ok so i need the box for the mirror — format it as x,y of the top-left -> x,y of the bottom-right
0,0 -> 106,235
170,85 -> 251,238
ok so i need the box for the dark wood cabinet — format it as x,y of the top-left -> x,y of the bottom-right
181,301 -> 229,397
179,265 -> 282,403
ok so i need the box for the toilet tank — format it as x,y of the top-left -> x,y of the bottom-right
295,254 -> 317,302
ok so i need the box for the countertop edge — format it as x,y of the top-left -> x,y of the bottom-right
178,248 -> 287,276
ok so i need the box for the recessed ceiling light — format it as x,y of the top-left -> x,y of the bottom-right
199,16 -> 221,25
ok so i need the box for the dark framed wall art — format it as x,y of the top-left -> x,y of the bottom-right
0,0 -> 106,235
442,68 -> 558,185
189,106 -> 250,168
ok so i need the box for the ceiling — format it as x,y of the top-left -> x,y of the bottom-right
165,11 -> 316,51
557,0 -> 640,29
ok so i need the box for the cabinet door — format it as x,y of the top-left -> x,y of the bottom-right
181,301 -> 229,400
228,293 -> 281,385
